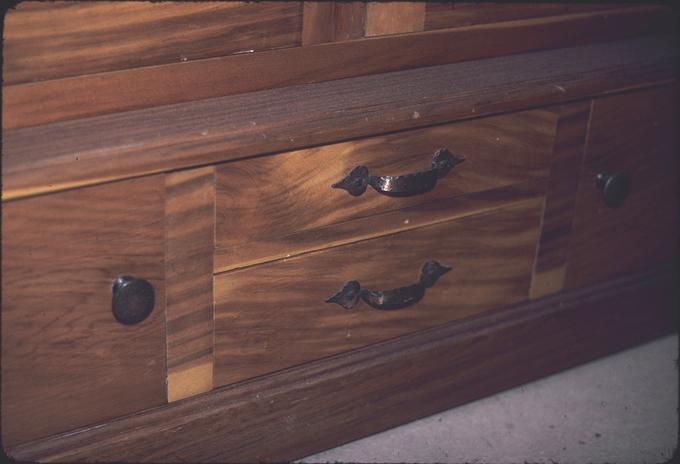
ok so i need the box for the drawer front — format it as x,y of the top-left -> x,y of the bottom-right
215,109 -> 554,272
4,2 -> 303,84
566,86 -> 678,289
424,3 -> 633,31
1,177 -> 167,446
214,197 -> 543,387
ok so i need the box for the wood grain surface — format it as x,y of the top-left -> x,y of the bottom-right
3,6 -> 671,129
3,36 -> 673,201
302,2 -> 365,45
213,198 -> 543,388
214,109 -> 554,271
531,102 -> 591,298
424,2 -> 634,30
1,176 -> 167,447
8,269 -> 676,463
164,168 -> 215,402
3,1 -> 303,85
565,85 -> 678,289
215,180 -> 546,274
365,2 -> 426,36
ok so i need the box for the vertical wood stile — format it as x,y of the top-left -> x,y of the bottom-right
302,2 -> 366,45
365,2 -> 426,36
530,101 -> 590,298
165,167 -> 216,401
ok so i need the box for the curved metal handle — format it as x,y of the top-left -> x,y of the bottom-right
325,260 -> 451,311
331,148 -> 464,197
596,171 -> 630,208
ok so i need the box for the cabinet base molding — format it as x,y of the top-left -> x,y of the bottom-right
8,268 -> 676,463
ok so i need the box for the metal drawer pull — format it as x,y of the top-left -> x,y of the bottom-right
112,276 -> 155,325
325,260 -> 451,311
331,148 -> 464,197
596,171 -> 630,208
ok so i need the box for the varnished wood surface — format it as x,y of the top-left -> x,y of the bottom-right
365,2 -> 426,36
3,1 -> 303,85
214,109 -> 554,271
1,176 -> 167,447
302,2 -> 365,45
531,102 -> 591,298
3,6 -> 671,130
3,36 -> 674,201
213,199 -> 543,387
565,85 -> 678,289
8,269 -> 676,463
215,180 -> 546,274
425,2 -> 633,30
164,168 -> 215,402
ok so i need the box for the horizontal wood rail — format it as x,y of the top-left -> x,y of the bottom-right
2,6 -> 672,130
7,267 -> 677,462
2,36 -> 675,201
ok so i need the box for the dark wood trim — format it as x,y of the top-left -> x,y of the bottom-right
2,36 -> 675,201
7,268 -> 676,463
2,5 -> 670,130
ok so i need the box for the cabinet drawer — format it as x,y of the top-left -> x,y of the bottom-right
565,86 -> 678,288
213,197 -> 543,388
215,109 -> 554,272
1,177 -> 167,446
4,2 -> 303,84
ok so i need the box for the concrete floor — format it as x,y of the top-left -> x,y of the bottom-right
299,334 -> 678,463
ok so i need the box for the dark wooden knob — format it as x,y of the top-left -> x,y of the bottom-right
112,276 -> 155,325
596,171 -> 630,208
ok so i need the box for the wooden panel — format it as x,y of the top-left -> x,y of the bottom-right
333,2 -> 367,41
3,36 -> 673,201
425,2 -> 634,30
531,102 -> 591,298
213,199 -> 543,387
215,109 -> 555,271
4,6 -> 671,129
1,177 -> 167,447
565,86 -> 678,289
165,168 -> 215,402
302,2 -> 335,45
3,1 -> 303,85
8,269 -> 676,463
302,2 -> 365,45
365,2 -> 425,36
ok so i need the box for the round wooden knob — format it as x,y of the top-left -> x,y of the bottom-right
596,171 -> 630,208
112,276 -> 155,325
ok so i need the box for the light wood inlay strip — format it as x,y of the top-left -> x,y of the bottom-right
165,167 -> 216,402
365,2 -> 426,36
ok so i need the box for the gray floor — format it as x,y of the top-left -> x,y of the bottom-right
299,334 -> 678,464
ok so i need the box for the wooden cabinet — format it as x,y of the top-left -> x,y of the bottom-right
214,109 -> 554,271
1,2 -> 676,462
1,177 -> 167,446
214,199 -> 543,387
566,86 -> 678,289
